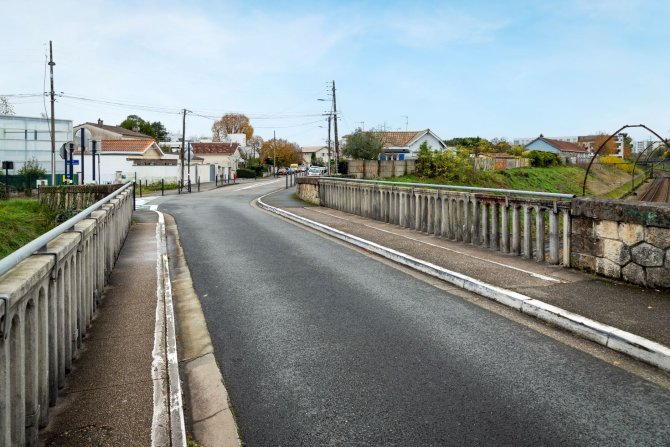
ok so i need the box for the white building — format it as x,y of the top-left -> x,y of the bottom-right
0,114 -> 72,175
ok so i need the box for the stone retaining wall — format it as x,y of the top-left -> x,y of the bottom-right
571,198 -> 670,288
296,177 -> 320,205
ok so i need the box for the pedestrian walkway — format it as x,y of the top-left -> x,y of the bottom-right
38,210 -> 165,446
261,187 -> 670,365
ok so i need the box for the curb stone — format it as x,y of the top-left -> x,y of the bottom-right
164,213 -> 242,447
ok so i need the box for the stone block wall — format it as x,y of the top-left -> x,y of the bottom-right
571,197 -> 670,288
296,177 -> 320,205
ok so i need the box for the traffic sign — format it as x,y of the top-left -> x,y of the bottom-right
59,143 -> 68,160
75,128 -> 92,152
66,160 -> 79,165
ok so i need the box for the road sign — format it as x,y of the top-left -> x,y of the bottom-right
59,143 -> 68,160
66,159 -> 79,165
2,161 -> 13,170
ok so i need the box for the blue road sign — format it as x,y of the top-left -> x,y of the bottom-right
66,159 -> 80,165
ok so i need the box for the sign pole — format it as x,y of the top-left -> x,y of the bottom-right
69,143 -> 74,182
92,140 -> 97,183
80,129 -> 85,184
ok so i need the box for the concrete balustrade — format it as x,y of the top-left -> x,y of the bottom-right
299,178 -> 573,267
0,186 -> 133,446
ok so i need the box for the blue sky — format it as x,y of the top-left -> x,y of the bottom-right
2,0 -> 669,146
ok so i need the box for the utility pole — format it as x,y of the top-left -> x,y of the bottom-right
401,115 -> 408,131
327,115 -> 332,175
332,80 -> 339,174
180,109 -> 187,188
273,130 -> 276,175
49,41 -> 56,185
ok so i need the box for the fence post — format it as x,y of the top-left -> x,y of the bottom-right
132,181 -> 136,210
161,178 -> 164,196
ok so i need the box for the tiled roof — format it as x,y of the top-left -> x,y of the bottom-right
542,137 -> 589,153
191,142 -> 240,154
101,139 -> 156,153
371,131 -> 424,148
78,122 -> 153,139
301,146 -> 327,153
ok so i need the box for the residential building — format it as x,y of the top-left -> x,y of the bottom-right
73,119 -> 153,141
524,135 -> 590,161
0,114 -> 72,174
191,142 -> 241,179
513,136 -> 578,147
363,129 -> 447,160
301,146 -> 330,165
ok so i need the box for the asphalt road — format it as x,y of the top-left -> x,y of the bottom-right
158,179 -> 670,446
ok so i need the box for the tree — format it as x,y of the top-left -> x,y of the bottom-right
259,138 -> 302,167
592,133 -> 618,156
343,128 -> 384,160
150,121 -> 169,141
119,115 -> 159,139
0,96 -> 15,115
18,158 -> 46,177
212,113 -> 254,142
444,136 -> 493,155
249,135 -> 264,159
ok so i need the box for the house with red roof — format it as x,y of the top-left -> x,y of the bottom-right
191,142 -> 241,179
524,135 -> 591,161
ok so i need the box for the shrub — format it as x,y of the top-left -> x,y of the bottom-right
236,168 -> 257,178
525,151 -> 560,167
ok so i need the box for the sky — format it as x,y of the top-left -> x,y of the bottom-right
2,0 -> 670,146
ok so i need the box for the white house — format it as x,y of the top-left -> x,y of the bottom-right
524,135 -> 590,161
371,129 -> 448,160
191,142 -> 241,180
0,114 -> 72,176
301,145 -> 330,165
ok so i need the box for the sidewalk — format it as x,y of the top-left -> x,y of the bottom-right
261,187 -> 670,366
39,210 -> 161,446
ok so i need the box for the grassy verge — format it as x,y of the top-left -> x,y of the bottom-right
138,181 -> 179,194
390,164 -> 632,197
0,199 -> 57,259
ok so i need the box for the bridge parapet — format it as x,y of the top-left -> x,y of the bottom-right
298,178 -> 670,288
571,197 -> 670,288
0,184 -> 133,445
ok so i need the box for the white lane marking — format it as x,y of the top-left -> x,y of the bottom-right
136,196 -> 157,206
233,179 -> 282,191
308,208 -> 562,283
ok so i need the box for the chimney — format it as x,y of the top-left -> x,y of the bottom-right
97,118 -> 103,126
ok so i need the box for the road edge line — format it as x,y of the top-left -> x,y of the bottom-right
257,197 -> 670,373
163,212 -> 242,447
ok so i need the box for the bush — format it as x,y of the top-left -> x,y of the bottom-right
236,168 -> 257,178
525,151 -> 560,167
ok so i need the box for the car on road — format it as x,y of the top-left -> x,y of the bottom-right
308,166 -> 323,176
277,168 -> 288,175
298,165 -> 308,173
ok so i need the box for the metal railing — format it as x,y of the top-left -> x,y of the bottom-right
315,178 -> 574,266
0,182 -> 133,445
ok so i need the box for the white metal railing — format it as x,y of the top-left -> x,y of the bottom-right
0,184 -> 133,446
317,178 -> 574,266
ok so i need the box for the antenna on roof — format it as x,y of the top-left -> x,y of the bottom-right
401,115 -> 408,131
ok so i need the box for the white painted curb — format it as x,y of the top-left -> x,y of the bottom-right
257,196 -> 670,373
152,211 -> 187,447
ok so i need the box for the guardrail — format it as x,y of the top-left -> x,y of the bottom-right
312,178 -> 575,266
0,182 -> 133,446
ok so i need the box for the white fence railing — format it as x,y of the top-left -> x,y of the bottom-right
316,178 -> 574,266
0,184 -> 133,446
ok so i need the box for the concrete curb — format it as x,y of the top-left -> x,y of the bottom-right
156,211 -> 187,446
257,196 -> 670,373
164,213 -> 242,447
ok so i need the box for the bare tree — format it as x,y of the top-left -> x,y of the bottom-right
0,96 -> 15,115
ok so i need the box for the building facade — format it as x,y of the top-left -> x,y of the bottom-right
0,115 -> 72,174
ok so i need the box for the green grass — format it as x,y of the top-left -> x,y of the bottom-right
137,181 -> 179,194
390,165 -> 630,197
0,199 -> 57,259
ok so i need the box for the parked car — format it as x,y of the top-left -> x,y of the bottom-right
287,168 -> 296,175
277,168 -> 288,175
298,165 -> 308,172
308,166 -> 322,176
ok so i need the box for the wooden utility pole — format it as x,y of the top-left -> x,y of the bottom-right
49,41 -> 56,185
332,80 -> 339,174
180,109 -> 186,187
327,115 -> 332,175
